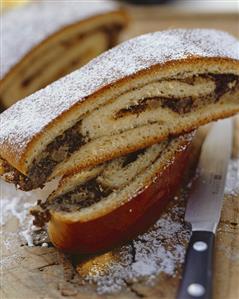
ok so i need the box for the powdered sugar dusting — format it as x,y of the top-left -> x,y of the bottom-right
76,192 -> 191,294
1,29 -> 238,162
0,179 -> 58,248
1,0 -> 118,79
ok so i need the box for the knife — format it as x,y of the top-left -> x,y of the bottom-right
176,118 -> 233,299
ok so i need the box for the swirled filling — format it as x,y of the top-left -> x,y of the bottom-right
2,73 -> 238,190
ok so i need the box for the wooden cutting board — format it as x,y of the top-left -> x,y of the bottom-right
1,6 -> 239,299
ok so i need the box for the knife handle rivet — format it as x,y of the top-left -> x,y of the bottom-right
193,241 -> 208,252
187,283 -> 205,297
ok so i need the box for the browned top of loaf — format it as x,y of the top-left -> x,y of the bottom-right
0,29 -> 239,167
1,0 -> 122,79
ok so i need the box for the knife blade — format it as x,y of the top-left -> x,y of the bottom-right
177,118 -> 233,299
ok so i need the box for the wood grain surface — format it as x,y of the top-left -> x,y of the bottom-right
1,4 -> 239,299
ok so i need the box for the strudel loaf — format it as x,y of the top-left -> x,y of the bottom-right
0,29 -> 238,190
0,0 -> 128,109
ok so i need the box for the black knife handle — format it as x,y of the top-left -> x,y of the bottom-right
177,231 -> 215,299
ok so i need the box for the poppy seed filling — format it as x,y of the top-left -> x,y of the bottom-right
115,74 -> 239,117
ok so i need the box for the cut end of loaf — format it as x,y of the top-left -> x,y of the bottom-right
31,133 -> 194,227
31,133 -> 194,254
0,1 -> 128,109
0,29 -> 238,191
1,67 -> 239,190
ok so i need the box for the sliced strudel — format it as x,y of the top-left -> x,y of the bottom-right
0,29 -> 238,190
31,134 -> 193,253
